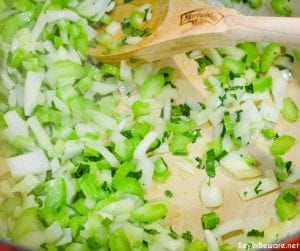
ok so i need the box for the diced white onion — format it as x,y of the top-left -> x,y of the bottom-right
86,141 -> 119,167
91,111 -> 118,130
62,141 -> 84,160
133,131 -> 158,159
92,82 -> 118,95
259,103 -> 279,123
200,181 -> 223,208
163,97 -> 171,121
238,176 -> 279,201
24,71 -> 45,116
220,151 -> 261,178
137,156 -> 154,189
7,149 -> 50,177
27,116 -> 55,157
106,20 -> 121,36
204,230 -> 219,251
100,198 -> 135,216
269,67 -> 288,109
4,110 -> 29,139
12,174 -> 40,194
125,36 -> 143,45
212,219 -> 245,238
45,221 -> 63,244
56,228 -> 72,246
120,60 -> 132,82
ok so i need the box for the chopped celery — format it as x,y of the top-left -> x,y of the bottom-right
11,207 -> 44,240
132,100 -> 151,116
185,240 -> 208,251
0,0 -> 7,11
281,97 -> 299,123
270,135 -> 296,155
132,201 -> 168,223
252,77 -> 273,93
261,43 -> 281,72
169,135 -> 190,155
141,74 -> 165,98
44,178 -> 67,211
109,228 -> 131,251
271,0 -> 292,16
262,128 -> 277,140
167,119 -> 196,135
219,244 -> 238,251
248,0 -> 262,9
201,212 -> 220,230
238,42 -> 257,66
153,157 -> 171,183
222,58 -> 245,77
275,188 -> 298,220
101,64 -> 120,77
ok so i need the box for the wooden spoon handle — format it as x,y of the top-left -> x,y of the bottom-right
225,15 -> 300,46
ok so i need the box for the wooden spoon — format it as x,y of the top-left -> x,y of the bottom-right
89,0 -> 300,64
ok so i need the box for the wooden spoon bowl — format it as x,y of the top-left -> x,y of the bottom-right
89,0 -> 300,64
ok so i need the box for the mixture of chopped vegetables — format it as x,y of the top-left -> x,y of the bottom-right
0,0 -> 299,251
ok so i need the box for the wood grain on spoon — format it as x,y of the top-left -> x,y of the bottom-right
89,0 -> 300,64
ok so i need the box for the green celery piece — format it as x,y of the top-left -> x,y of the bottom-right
86,213 -> 109,247
141,74 -> 165,98
223,112 -> 233,135
132,100 -> 151,117
0,0 -> 7,11
112,162 -> 136,184
248,0 -> 263,9
201,212 -> 220,229
261,43 -> 281,72
114,177 -> 144,199
50,60 -> 85,83
40,205 -> 70,227
169,134 -> 190,155
238,42 -> 258,66
207,138 -> 223,158
114,136 -> 140,161
65,243 -> 89,251
153,157 -> 171,184
109,228 -> 131,251
271,0 -> 292,16
101,64 -> 120,77
281,97 -> 299,123
12,0 -> 34,11
222,58 -> 245,76
78,174 -> 106,202
219,244 -> 239,251
73,198 -> 89,215
132,201 -> 168,223
0,16 -> 19,42
252,77 -> 273,92
270,135 -> 296,155
158,67 -> 175,82
70,97 -> 97,122
11,207 -> 44,240
69,215 -> 86,238
56,84 -> 79,102
262,128 -> 276,140
98,96 -> 119,116
132,121 -> 151,138
167,119 -> 196,135
275,188 -> 299,220
44,178 -> 67,211
111,162 -> 144,198
75,33 -> 88,56
185,240 -> 208,251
